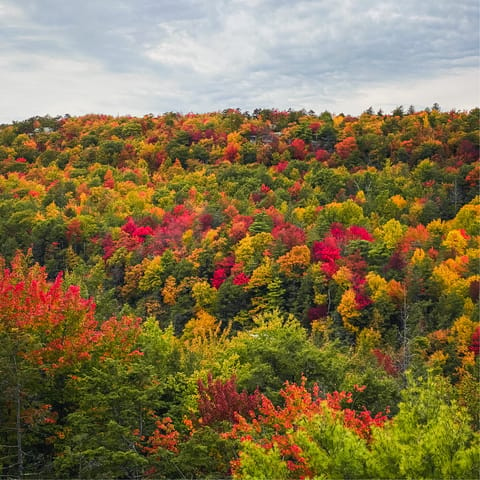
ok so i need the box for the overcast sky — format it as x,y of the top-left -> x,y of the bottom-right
1,0 -> 478,123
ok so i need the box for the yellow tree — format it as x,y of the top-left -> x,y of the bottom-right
277,245 -> 311,278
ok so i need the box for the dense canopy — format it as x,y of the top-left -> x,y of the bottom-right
0,107 -> 478,478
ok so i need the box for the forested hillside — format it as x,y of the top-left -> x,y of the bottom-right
0,107 -> 479,478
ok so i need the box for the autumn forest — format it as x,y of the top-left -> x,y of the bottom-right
0,107 -> 479,479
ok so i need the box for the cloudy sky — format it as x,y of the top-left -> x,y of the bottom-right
1,0 -> 478,122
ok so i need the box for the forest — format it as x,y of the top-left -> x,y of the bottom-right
0,106 -> 478,479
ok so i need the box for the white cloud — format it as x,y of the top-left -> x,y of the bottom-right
0,0 -> 478,121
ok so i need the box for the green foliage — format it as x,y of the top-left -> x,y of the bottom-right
0,108 -> 479,477
369,373 -> 480,479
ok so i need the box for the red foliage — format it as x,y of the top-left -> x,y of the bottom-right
229,215 -> 254,242
290,138 -> 307,160
233,272 -> 250,286
385,251 -> 405,273
465,164 -> 480,188
121,217 -> 137,235
348,225 -> 373,242
372,349 -> 399,376
469,279 -> 480,303
400,225 -> 430,253
335,136 -> 357,160
315,149 -> 330,162
147,206 -> 195,254
275,160 -> 289,173
0,253 -> 99,371
102,233 -> 116,260
354,290 -> 372,310
225,379 -> 387,477
197,374 -> 262,426
103,170 -> 115,189
199,213 -> 213,231
288,180 -> 303,199
224,142 -> 240,162
321,260 -> 339,277
216,255 -> 235,274
330,223 -> 347,241
312,237 -> 341,263
136,415 -> 180,466
469,326 -> 480,356
272,223 -> 306,250
211,268 -> 228,289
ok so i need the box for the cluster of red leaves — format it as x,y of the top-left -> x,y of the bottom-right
197,374 -> 262,426
335,136 -> 358,160
329,223 -> 373,243
0,252 -> 143,372
121,217 -> 154,240
372,349 -> 399,376
312,237 -> 341,263
224,378 -> 387,477
136,416 -> 180,455
272,223 -> 306,250
469,326 -> 480,356
212,256 -> 238,288
290,138 -> 307,160
233,272 -> 250,286
229,214 -> 254,241
211,268 -> 228,289
0,255 -> 99,371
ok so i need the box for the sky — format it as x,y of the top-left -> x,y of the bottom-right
1,0 -> 479,123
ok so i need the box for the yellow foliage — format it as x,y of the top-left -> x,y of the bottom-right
234,235 -> 255,266
182,310 -> 231,362
293,207 -> 306,223
355,190 -> 366,204
453,198 -> 480,234
302,205 -> 319,225
390,194 -> 407,209
191,281 -> 217,311
426,218 -> 447,236
337,288 -> 360,333
45,202 -> 62,218
139,256 -> 163,292
203,227 -> 219,244
356,327 -> 381,354
277,245 -> 311,277
432,263 -> 460,291
182,229 -> 194,249
227,131 -> 242,144
311,317 -> 333,344
386,279 -> 405,303
162,275 -> 180,305
442,229 -> 468,254
250,232 -> 274,252
374,218 -> 405,249
408,198 -> 424,222
463,297 -> 475,317
466,247 -> 480,262
366,272 -> 388,301
314,293 -> 327,305
444,256 -> 469,275
183,309 -> 220,341
247,258 -> 274,289
448,315 -> 477,365
410,248 -> 426,265
428,350 -> 449,368
332,266 -> 353,289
